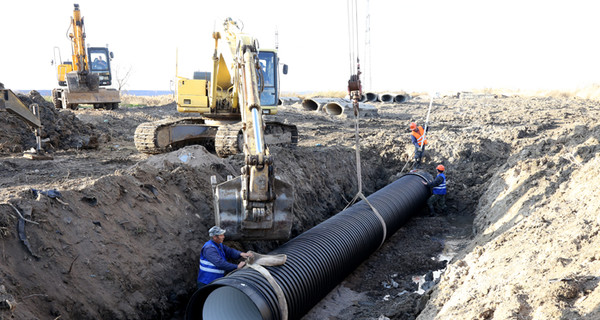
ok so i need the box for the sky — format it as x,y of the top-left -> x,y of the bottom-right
2,0 -> 600,93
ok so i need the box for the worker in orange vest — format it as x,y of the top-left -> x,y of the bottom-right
410,122 -> 428,168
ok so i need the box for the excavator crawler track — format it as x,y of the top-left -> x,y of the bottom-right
215,121 -> 298,157
215,125 -> 243,158
264,121 -> 299,146
134,117 -> 217,154
135,118 -> 298,156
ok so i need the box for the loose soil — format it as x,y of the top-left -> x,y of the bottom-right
1,91 -> 599,319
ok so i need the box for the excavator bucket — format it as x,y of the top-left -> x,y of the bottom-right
213,176 -> 294,241
66,72 -> 100,93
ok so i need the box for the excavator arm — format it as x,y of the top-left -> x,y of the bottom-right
0,85 -> 50,158
0,87 -> 41,129
64,4 -> 99,93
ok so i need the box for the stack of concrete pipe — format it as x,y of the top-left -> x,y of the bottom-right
363,92 -> 411,103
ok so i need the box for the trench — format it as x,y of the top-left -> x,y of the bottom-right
174,144 -> 478,320
5,94 -> 587,320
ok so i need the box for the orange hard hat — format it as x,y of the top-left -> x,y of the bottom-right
410,122 -> 417,130
437,164 -> 445,172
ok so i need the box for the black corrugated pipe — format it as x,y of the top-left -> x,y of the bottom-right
185,170 -> 433,320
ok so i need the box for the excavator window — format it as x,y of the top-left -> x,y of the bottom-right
90,53 -> 108,71
258,51 -> 277,106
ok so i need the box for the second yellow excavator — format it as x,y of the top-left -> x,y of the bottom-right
51,4 -> 120,110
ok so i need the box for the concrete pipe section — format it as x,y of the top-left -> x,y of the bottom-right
365,92 -> 379,102
323,99 -> 378,118
394,94 -> 410,103
301,98 -> 343,112
379,93 -> 394,103
185,170 -> 433,320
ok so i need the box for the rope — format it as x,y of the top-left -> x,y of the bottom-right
345,0 -> 386,247
6,203 -> 39,225
245,261 -> 288,320
399,150 -> 416,175
344,111 -> 387,249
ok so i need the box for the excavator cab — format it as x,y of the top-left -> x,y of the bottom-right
88,47 -> 113,86
257,50 -> 288,111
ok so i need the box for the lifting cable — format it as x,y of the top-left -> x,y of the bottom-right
345,0 -> 387,249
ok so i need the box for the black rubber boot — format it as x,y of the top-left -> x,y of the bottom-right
428,204 -> 436,216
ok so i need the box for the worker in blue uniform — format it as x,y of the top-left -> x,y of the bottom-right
196,226 -> 252,289
423,164 -> 447,215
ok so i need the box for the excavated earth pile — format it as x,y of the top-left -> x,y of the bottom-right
0,91 -> 100,154
0,93 -> 599,319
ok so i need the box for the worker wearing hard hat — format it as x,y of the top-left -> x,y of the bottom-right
423,164 -> 447,215
410,122 -> 428,168
196,226 -> 252,289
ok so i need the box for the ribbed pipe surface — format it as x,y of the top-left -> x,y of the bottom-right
186,171 -> 432,320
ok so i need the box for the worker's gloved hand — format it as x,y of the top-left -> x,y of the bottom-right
237,261 -> 246,269
240,251 -> 253,259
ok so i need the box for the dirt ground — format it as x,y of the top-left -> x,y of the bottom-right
1,91 -> 599,319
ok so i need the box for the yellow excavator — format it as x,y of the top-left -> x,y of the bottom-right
136,18 -> 295,240
51,4 -> 120,111
134,18 -> 297,157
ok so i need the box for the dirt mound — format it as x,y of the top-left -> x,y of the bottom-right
418,121 -> 600,320
0,91 -> 100,154
0,141 -> 379,319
